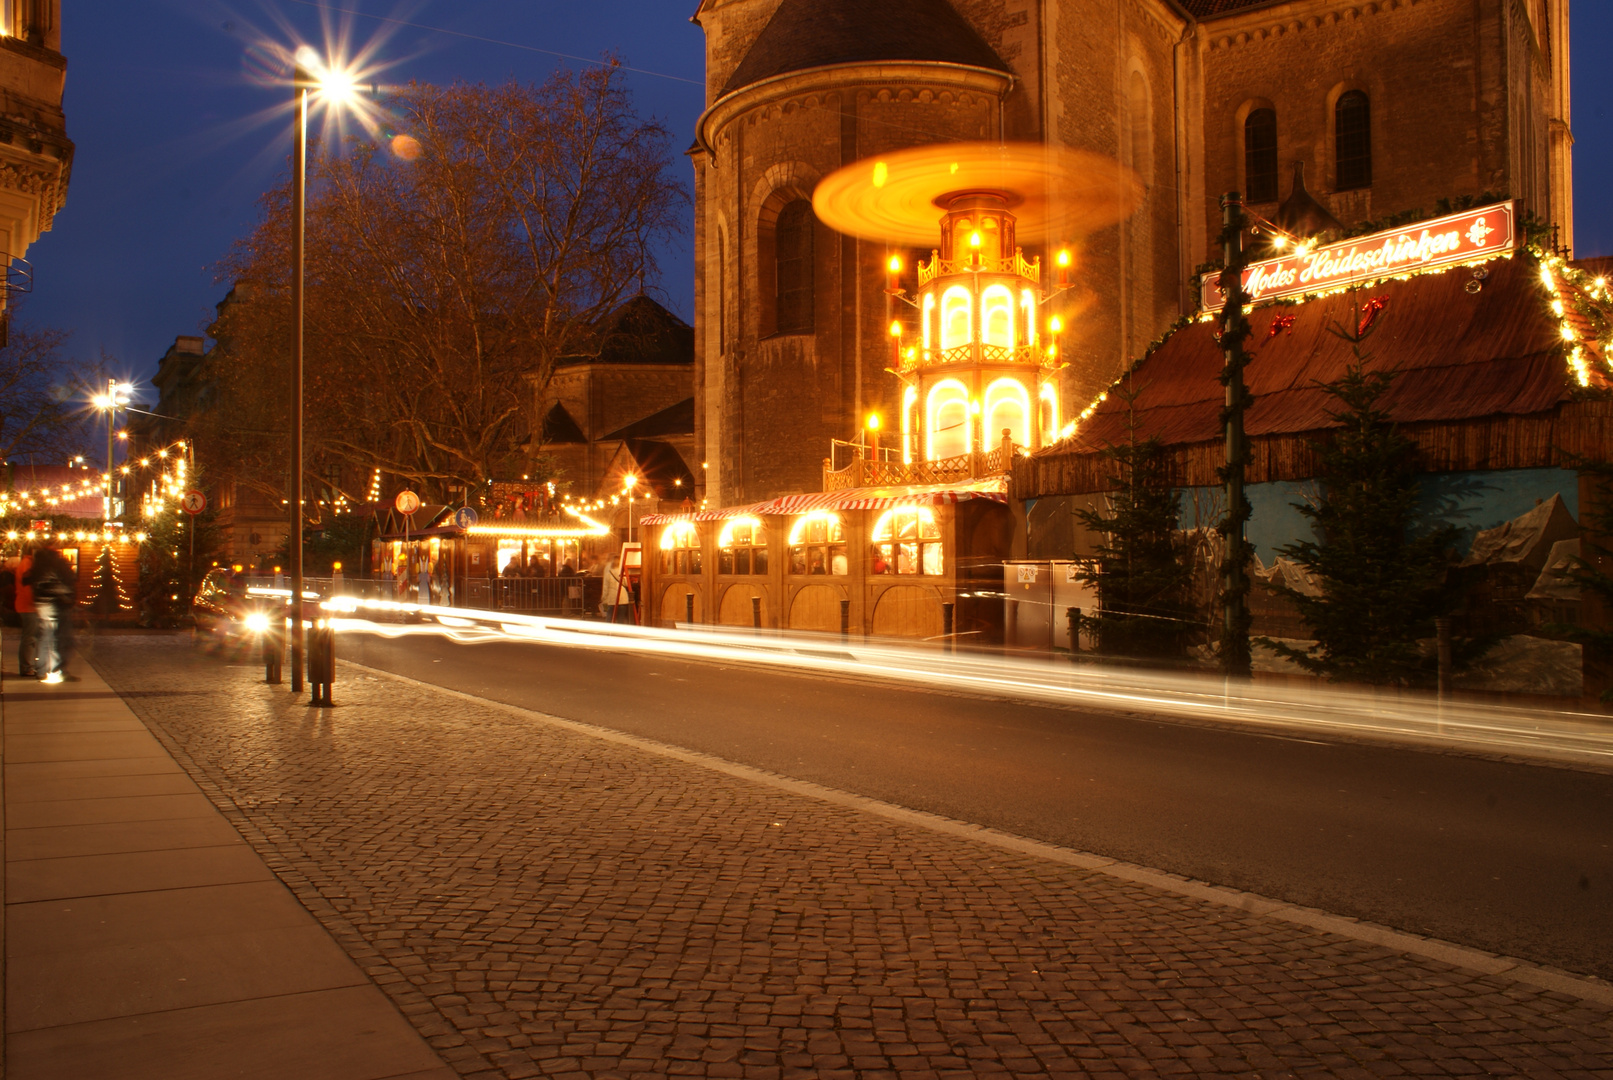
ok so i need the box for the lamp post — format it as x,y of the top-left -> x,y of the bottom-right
93,380 -> 133,522
623,473 -> 638,544
287,47 -> 357,694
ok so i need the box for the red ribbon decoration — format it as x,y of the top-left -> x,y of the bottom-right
1357,296 -> 1389,337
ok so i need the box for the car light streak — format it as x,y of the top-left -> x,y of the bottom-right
324,597 -> 1613,770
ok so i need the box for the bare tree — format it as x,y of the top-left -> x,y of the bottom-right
208,63 -> 685,506
0,324 -> 98,467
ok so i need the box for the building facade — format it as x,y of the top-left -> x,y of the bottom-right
690,0 -> 1573,506
0,0 -> 70,335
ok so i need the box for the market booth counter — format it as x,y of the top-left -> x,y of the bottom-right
642,480 -> 1011,645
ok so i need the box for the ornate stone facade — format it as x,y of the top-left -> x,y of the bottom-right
0,0 -> 70,315
691,0 -> 1572,505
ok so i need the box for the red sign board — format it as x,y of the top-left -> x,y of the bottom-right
1201,201 -> 1517,312
29,519 -> 50,533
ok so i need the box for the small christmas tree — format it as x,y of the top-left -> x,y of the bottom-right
1075,387 -> 1198,662
1266,326 -> 1457,685
84,542 -> 133,614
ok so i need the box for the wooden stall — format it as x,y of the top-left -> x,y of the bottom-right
641,482 -> 1010,644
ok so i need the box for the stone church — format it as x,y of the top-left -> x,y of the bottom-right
688,0 -> 1573,506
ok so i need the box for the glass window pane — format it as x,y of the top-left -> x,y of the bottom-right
719,550 -> 735,575
872,545 -> 893,574
1244,109 -> 1278,203
737,549 -> 751,575
898,542 -> 918,574
690,549 -> 703,575
828,518 -> 844,542
922,543 -> 943,576
829,545 -> 847,576
790,548 -> 807,575
920,516 -> 940,540
754,548 -> 769,575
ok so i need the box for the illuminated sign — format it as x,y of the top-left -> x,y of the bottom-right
1201,201 -> 1517,312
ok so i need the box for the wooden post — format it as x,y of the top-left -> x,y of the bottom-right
942,601 -> 955,652
840,597 -> 850,638
751,594 -> 761,630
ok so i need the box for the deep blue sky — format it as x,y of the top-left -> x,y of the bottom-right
19,2 -> 1613,386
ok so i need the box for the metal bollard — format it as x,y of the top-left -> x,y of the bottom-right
751,594 -> 762,630
306,620 -> 335,706
840,598 -> 850,639
942,601 -> 955,653
1435,616 -> 1452,699
1067,607 -> 1082,654
685,590 -> 695,626
263,614 -> 283,685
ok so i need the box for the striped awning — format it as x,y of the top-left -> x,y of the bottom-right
641,477 -> 1007,525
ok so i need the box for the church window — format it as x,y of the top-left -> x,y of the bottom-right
1244,109 -> 1278,204
1335,92 -> 1371,191
775,200 -> 814,334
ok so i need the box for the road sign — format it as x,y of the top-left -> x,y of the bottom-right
29,519 -> 50,533
394,490 -> 421,515
452,506 -> 479,530
181,490 -> 207,515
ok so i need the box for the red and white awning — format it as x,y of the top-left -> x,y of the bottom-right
641,477 -> 1007,525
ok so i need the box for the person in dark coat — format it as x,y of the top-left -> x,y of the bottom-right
23,544 -> 76,683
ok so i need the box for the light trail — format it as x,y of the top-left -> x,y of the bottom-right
321,597 -> 1613,771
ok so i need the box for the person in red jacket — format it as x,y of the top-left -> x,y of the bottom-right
14,546 -> 37,677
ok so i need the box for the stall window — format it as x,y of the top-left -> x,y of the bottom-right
872,507 -> 942,576
789,513 -> 847,576
718,517 -> 768,576
659,521 -> 703,575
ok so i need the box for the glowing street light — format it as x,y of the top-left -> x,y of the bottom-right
93,380 -> 134,520
623,473 -> 639,544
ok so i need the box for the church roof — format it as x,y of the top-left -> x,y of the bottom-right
719,0 -> 1009,98
1177,0 -> 1280,16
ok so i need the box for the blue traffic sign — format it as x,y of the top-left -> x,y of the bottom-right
453,506 -> 479,530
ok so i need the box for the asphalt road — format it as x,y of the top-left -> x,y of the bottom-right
340,628 -> 1613,981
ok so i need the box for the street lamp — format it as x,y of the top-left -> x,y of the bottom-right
93,380 -> 134,521
623,473 -> 638,544
288,46 -> 359,694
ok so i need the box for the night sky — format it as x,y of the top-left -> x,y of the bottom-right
20,1 -> 1613,390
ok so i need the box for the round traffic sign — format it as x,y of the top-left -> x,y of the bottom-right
394,490 -> 421,515
452,506 -> 479,530
181,490 -> 207,515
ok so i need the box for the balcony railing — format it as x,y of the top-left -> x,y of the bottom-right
893,342 -> 1054,375
918,250 -> 1041,286
822,433 -> 1017,491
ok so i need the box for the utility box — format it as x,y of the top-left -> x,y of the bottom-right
1002,560 -> 1098,651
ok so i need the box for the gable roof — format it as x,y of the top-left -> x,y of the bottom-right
541,403 -> 588,445
601,397 -> 695,441
556,295 -> 694,368
719,0 -> 1009,98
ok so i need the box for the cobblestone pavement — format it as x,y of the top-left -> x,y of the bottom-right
91,636 -> 1613,1079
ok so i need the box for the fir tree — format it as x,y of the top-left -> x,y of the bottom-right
1547,458 -> 1613,701
1266,333 -> 1457,685
1075,390 -> 1197,662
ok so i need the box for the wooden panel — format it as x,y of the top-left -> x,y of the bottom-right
871,584 -> 944,639
718,583 -> 768,627
659,583 -> 702,626
789,584 -> 844,632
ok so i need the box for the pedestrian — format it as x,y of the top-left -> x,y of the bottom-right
24,543 -> 77,684
600,552 -> 626,623
12,545 -> 38,677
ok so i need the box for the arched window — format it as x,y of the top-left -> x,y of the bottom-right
717,516 -> 767,576
981,285 -> 1015,349
984,378 -> 1030,448
940,286 -> 972,350
1127,71 -> 1152,187
927,381 -> 970,460
775,200 -> 814,334
1244,108 -> 1278,204
871,507 -> 942,576
1039,383 -> 1059,441
1335,91 -> 1371,191
788,512 -> 846,575
716,227 -> 727,354
921,291 -> 935,350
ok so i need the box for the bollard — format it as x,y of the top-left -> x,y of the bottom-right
307,620 -> 335,706
942,601 -> 955,653
1067,607 -> 1082,654
685,590 -> 695,626
751,594 -> 762,630
1435,616 -> 1453,699
263,611 -> 283,685
840,598 -> 850,639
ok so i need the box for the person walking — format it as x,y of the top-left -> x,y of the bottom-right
24,544 -> 76,684
13,545 -> 37,677
600,552 -> 626,623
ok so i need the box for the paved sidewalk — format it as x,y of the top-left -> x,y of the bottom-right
1,637 -> 454,1080
71,633 -> 1613,1079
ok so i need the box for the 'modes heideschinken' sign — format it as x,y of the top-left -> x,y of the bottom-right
1200,201 -> 1518,313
